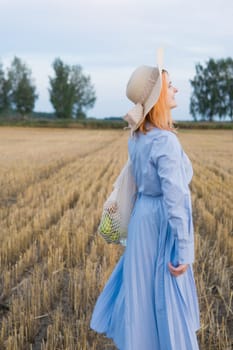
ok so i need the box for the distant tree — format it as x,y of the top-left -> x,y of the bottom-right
190,57 -> 233,121
0,62 -> 11,113
49,58 -> 75,119
49,58 -> 96,119
70,65 -> 96,119
223,57 -> 233,120
14,72 -> 38,115
8,57 -> 38,116
0,62 -> 6,112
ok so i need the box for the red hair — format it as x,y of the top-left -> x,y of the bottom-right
138,70 -> 177,134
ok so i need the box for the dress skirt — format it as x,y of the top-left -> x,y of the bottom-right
90,192 -> 200,350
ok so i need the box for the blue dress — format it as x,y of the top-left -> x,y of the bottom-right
90,127 -> 200,350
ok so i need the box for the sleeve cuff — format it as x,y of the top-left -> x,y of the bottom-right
177,239 -> 195,264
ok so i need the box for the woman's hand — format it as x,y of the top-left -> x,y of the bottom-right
168,262 -> 189,277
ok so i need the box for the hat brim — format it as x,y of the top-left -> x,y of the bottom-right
133,68 -> 162,131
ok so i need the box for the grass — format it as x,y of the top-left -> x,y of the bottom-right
0,114 -> 232,129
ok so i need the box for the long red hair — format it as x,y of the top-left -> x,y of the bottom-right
138,70 -> 177,134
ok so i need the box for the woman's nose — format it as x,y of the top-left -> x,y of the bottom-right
174,87 -> 178,93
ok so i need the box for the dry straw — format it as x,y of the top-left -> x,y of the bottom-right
0,127 -> 232,349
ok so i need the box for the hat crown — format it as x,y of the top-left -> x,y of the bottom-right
126,65 -> 160,105
124,63 -> 162,132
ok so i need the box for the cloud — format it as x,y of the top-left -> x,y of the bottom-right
0,0 -> 233,119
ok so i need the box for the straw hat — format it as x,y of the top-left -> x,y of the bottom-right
124,49 -> 164,132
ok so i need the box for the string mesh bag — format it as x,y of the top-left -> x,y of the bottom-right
98,158 -> 137,246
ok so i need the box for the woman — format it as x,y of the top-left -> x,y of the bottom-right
90,63 -> 200,349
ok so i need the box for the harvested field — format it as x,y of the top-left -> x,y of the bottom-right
0,127 -> 232,349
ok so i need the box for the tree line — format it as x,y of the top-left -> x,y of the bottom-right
0,56 -> 233,121
0,57 -> 96,119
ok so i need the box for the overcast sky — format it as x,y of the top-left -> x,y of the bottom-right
1,0 -> 233,120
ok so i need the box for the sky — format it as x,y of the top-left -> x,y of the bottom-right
1,0 -> 233,121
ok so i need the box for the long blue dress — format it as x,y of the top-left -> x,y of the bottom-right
90,127 -> 200,350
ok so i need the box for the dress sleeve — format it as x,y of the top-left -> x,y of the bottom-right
150,131 -> 194,264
